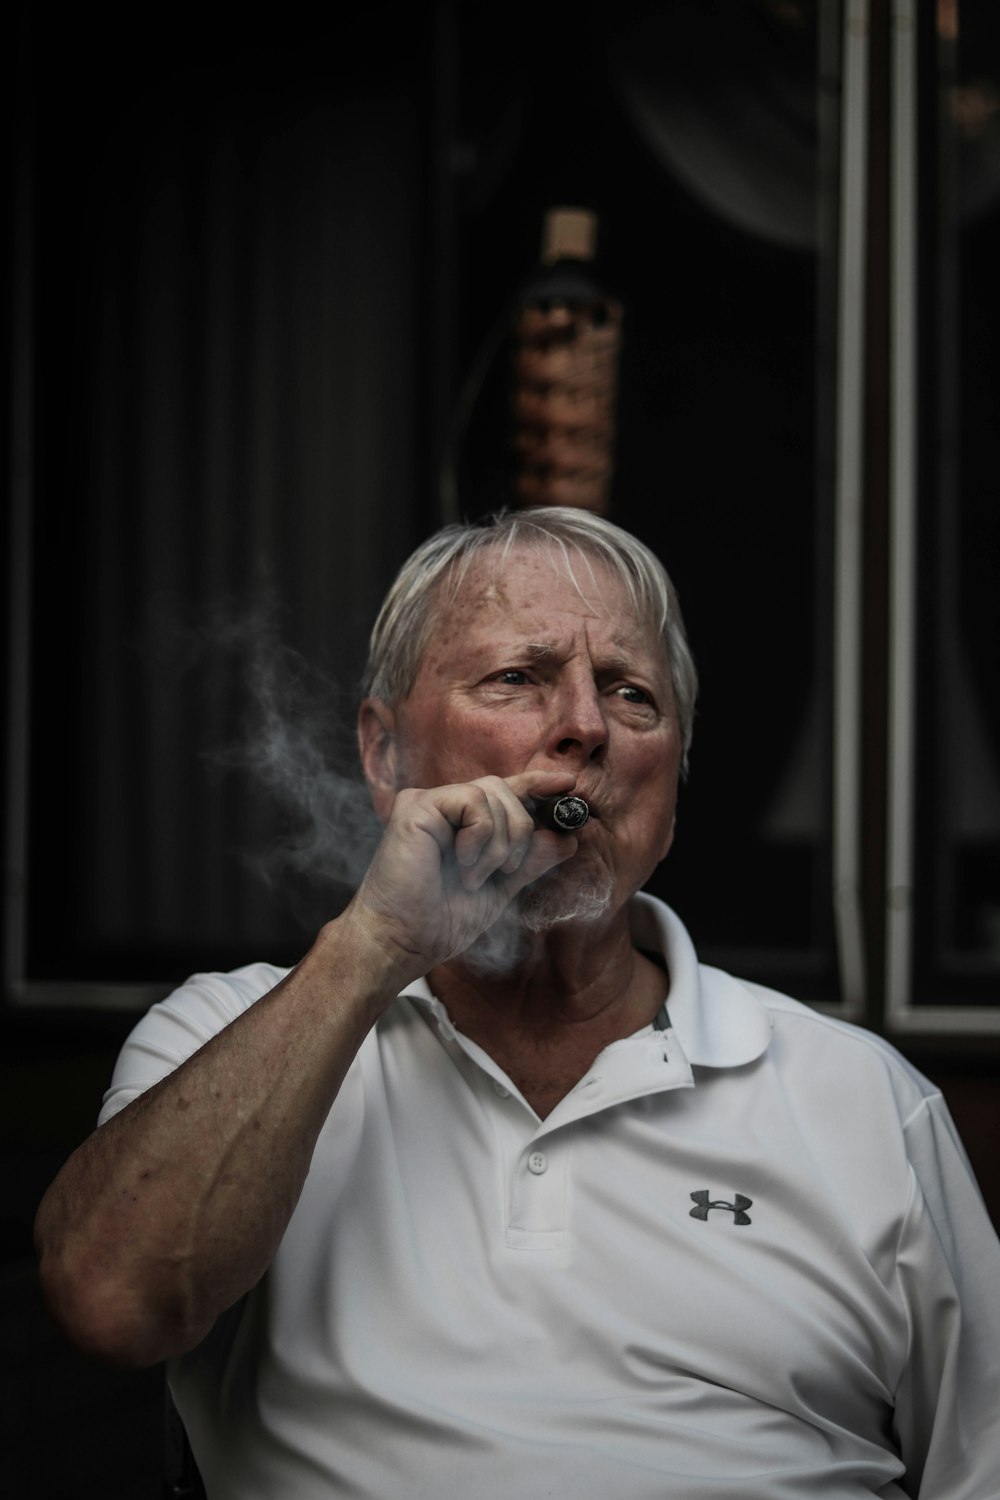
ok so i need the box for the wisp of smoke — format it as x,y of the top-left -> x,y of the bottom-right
221,615 -> 382,895
152,595 -> 383,899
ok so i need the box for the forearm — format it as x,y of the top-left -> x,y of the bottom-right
34,913 -> 407,1367
36,770 -> 574,1367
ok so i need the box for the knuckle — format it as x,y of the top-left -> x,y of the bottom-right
391,788 -> 420,820
476,776 -> 507,803
468,792 -> 495,827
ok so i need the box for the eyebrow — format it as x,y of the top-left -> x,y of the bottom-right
523,640 -> 631,672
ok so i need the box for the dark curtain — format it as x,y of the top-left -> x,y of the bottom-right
22,5 -> 432,980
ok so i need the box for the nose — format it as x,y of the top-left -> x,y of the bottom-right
547,676 -> 609,764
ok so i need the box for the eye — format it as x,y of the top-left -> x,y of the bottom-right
495,670 -> 530,685
616,684 -> 651,704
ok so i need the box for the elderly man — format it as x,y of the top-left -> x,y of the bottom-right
36,508 -> 1000,1498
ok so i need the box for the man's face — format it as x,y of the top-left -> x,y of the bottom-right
384,544 -> 682,923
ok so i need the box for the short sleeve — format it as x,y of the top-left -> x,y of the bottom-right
98,962 -> 290,1125
892,1094 -> 1000,1498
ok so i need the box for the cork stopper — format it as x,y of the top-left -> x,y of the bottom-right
540,207 -> 597,265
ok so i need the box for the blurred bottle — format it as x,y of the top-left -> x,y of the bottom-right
509,206 -> 623,514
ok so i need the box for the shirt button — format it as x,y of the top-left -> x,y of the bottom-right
527,1151 -> 548,1175
492,1081 -> 510,1098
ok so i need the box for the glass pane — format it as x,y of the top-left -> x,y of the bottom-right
912,1 -> 1000,1006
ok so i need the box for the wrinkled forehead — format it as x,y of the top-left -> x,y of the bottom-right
435,538 -> 653,635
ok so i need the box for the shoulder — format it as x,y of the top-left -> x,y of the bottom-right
717,976 -> 957,1198
634,894 -> 936,1115
98,961 -> 291,1124
739,974 -> 939,1120
129,960 -> 291,1047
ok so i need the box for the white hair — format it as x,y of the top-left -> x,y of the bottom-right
362,508 -> 698,772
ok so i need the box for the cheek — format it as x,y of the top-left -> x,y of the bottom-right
445,715 -> 533,776
658,814 -> 677,863
636,748 -> 681,864
399,712 -> 522,788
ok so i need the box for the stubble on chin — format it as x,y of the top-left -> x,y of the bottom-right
512,866 -> 615,933
462,866 -> 616,977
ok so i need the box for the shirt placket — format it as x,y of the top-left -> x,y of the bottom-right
459,1026 -> 695,1253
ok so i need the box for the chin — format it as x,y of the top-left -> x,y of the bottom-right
462,870 -> 617,977
512,867 -> 616,933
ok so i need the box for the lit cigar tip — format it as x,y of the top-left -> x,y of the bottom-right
539,795 -> 590,833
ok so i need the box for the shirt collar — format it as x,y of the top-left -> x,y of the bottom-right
400,893 -> 771,1072
628,893 -> 772,1068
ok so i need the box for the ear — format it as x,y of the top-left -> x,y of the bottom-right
358,698 -> 401,825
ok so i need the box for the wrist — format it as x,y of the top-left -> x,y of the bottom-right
312,903 -> 427,1014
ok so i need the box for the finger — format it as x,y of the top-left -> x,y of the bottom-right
398,782 -> 498,859
454,789 -> 509,878
499,828 -> 579,899
472,776 -> 545,878
504,769 -> 578,805
395,777 -> 571,889
498,795 -> 537,875
456,775 -> 571,883
457,777 -> 548,888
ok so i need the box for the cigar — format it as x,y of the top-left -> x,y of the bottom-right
537,794 -> 590,833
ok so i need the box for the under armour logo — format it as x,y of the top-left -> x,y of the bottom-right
690,1191 -> 753,1225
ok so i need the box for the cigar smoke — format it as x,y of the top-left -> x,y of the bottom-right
234,657 -> 381,896
227,625 -> 382,898
154,597 -> 382,905
149,598 -> 604,972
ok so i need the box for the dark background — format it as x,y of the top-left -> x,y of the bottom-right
4,3 -> 999,1495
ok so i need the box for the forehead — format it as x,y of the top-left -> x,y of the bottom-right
424,543 -> 659,656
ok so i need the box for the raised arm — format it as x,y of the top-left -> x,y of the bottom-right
34,771 -> 576,1367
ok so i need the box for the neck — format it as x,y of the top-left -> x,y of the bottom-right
427,907 -> 668,1074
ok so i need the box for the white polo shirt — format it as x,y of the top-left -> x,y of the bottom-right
100,895 -> 1000,1499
